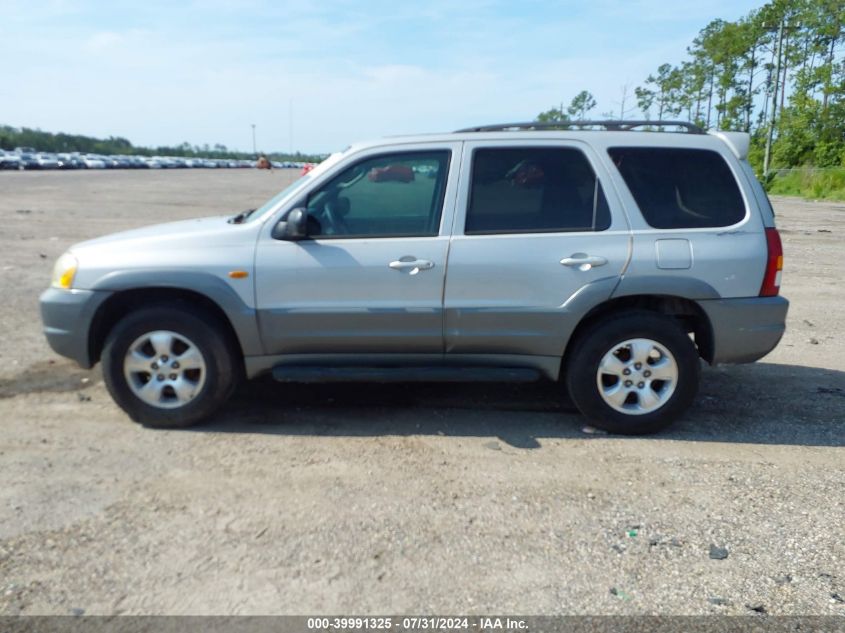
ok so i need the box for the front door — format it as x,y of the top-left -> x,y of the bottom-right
255,145 -> 460,355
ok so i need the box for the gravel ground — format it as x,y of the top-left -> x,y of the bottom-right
0,170 -> 842,615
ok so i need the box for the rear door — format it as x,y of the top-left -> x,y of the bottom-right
443,140 -> 631,359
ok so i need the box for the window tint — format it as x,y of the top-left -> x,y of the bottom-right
306,151 -> 450,238
465,148 -> 610,234
608,147 -> 746,229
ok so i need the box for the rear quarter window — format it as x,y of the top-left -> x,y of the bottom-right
608,147 -> 746,229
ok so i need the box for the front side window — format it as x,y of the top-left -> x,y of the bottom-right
465,147 -> 611,234
608,147 -> 746,229
305,151 -> 450,238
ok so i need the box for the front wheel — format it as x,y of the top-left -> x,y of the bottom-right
102,306 -> 238,427
565,311 -> 700,435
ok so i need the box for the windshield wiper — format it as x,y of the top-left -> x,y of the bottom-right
229,208 -> 256,224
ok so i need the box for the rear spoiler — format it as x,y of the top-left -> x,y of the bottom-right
709,131 -> 750,161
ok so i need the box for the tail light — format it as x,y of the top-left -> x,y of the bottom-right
760,227 -> 783,297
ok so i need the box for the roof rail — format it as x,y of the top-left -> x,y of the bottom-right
454,120 -> 705,134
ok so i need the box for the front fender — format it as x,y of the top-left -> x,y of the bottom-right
90,270 -> 263,356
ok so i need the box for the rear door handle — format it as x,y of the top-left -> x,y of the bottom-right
560,254 -> 608,271
389,258 -> 435,275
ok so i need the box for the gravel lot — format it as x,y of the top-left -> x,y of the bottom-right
0,170 -> 842,615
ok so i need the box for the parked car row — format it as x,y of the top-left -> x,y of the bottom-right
0,148 -> 311,171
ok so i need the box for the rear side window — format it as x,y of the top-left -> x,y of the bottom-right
608,147 -> 746,229
466,147 -> 611,234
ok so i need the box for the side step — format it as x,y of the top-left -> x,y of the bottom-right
271,366 -> 542,383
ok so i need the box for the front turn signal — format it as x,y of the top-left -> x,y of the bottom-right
51,253 -> 78,290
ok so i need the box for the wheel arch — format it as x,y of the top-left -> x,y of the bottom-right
562,294 -> 714,367
88,286 -> 253,368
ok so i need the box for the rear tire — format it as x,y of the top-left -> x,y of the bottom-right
565,311 -> 700,435
102,306 -> 238,428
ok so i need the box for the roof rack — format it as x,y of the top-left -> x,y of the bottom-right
454,120 -> 705,134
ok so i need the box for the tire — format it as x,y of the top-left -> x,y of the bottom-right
564,311 -> 700,435
101,306 -> 239,428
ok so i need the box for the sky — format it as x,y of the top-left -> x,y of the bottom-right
1,0 -> 766,154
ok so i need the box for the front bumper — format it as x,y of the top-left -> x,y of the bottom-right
697,296 -> 789,365
40,288 -> 112,368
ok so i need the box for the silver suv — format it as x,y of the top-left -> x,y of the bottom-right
40,121 -> 788,434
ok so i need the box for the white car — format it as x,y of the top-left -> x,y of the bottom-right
35,154 -> 59,169
81,155 -> 106,169
0,150 -> 23,170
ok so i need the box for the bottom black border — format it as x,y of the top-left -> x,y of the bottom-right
0,616 -> 843,633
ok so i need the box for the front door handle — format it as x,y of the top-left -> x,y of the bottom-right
389,258 -> 435,275
560,253 -> 608,271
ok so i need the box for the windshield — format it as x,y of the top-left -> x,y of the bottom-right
246,151 -> 348,222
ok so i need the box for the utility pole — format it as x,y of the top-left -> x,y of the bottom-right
619,84 -> 627,120
251,124 -> 257,155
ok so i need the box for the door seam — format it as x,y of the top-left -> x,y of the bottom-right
440,141 -> 466,355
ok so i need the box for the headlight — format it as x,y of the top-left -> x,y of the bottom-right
51,253 -> 78,289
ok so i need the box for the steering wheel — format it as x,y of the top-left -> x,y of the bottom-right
322,199 -> 350,236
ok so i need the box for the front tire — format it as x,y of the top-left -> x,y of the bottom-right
102,306 -> 238,427
565,311 -> 700,435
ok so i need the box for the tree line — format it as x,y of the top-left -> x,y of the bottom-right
537,0 -> 845,176
0,125 -> 324,163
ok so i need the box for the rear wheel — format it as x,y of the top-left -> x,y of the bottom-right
565,311 -> 700,435
102,306 -> 238,427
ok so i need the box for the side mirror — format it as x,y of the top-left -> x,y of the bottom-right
272,208 -> 308,241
